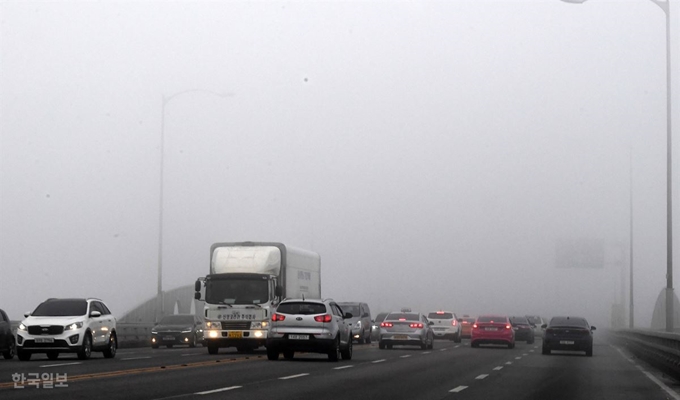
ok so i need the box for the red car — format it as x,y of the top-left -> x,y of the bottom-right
471,315 -> 515,349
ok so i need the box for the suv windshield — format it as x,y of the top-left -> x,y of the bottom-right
277,302 -> 326,315
159,315 -> 195,325
205,277 -> 269,305
32,299 -> 88,317
428,312 -> 454,319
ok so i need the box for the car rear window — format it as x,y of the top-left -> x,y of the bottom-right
374,313 -> 388,323
339,304 -> 360,316
428,312 -> 454,319
386,313 -> 419,321
549,317 -> 588,328
277,302 -> 326,315
526,316 -> 541,325
463,318 -> 476,323
510,317 -> 530,324
477,316 -> 507,323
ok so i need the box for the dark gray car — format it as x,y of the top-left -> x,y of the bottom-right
151,314 -> 204,348
0,309 -> 15,360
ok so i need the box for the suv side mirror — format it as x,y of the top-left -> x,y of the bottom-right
344,313 -> 353,319
24,312 -> 31,318
591,326 -> 597,331
194,292 -> 201,300
90,311 -> 102,318
194,279 -> 202,292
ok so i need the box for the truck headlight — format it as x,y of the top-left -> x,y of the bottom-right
205,321 -> 222,330
250,321 -> 269,329
65,322 -> 83,331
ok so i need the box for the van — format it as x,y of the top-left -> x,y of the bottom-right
338,302 -> 372,344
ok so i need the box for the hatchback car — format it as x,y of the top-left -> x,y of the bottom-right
338,302 -> 372,344
471,315 -> 515,348
542,316 -> 596,356
151,314 -> 204,348
460,315 -> 476,339
16,298 -> 117,361
379,311 -> 434,350
267,298 -> 353,361
0,309 -> 15,360
509,316 -> 535,343
371,312 -> 388,342
427,311 -> 462,342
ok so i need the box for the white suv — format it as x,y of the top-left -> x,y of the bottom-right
266,298 -> 353,361
16,298 -> 117,361
427,311 -> 462,342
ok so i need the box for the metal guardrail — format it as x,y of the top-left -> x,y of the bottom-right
10,321 -> 154,349
613,329 -> 680,381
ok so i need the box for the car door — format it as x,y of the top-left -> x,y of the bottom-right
98,302 -> 115,344
332,303 -> 349,346
89,302 -> 105,346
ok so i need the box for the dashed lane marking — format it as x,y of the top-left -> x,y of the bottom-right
449,386 -> 468,393
505,361 -> 513,365
515,357 -> 522,360
279,373 -> 309,380
529,350 -> 534,353
39,362 -> 82,368
455,345 -> 461,348
333,365 -> 354,370
196,386 -> 242,395
523,353 -> 528,356
372,359 -> 386,364
476,374 -> 489,380
493,366 -> 503,371
440,348 -> 448,351
400,355 -> 412,358
422,352 -> 431,354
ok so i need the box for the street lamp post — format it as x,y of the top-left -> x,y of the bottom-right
156,89 -> 232,323
561,0 -> 673,331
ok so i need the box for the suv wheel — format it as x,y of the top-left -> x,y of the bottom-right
267,347 -> 279,361
17,349 -> 31,361
207,345 -> 218,355
454,332 -> 462,343
78,333 -> 92,360
103,333 -> 117,358
328,337 -> 340,361
2,338 -> 15,360
341,337 -> 352,360
365,330 -> 372,344
189,334 -> 197,348
379,341 -> 385,350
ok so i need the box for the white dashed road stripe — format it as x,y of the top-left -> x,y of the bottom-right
440,348 -> 448,351
196,386 -> 242,395
493,366 -> 503,371
515,357 -> 522,360
334,365 -> 354,370
449,386 -> 468,393
523,353 -> 528,356
476,374 -> 489,380
505,361 -> 513,365
279,373 -> 309,380
400,355 -> 412,358
372,359 -> 386,364
422,351 -> 431,354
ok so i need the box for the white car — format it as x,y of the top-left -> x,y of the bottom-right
427,311 -> 462,342
16,298 -> 117,361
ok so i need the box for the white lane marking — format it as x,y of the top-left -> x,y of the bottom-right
440,348 -> 448,351
505,361 -> 513,365
449,386 -> 468,393
493,366 -> 503,371
515,357 -> 522,360
121,356 -> 152,361
181,353 -> 200,356
455,345 -> 461,348
534,346 -> 538,349
612,345 -> 680,400
279,373 -> 309,380
476,374 -> 489,379
422,351 -> 431,354
372,359 -> 386,363
196,386 -> 242,395
334,365 -> 354,370
523,353 -> 528,356
40,362 -> 82,368
529,350 -> 535,353
400,355 -> 412,358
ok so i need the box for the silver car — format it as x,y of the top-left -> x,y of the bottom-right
338,302 -> 372,344
266,298 -> 353,361
379,311 -> 435,350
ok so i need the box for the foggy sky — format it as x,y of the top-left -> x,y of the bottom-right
1,0 -> 678,329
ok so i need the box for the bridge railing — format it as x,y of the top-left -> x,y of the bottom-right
10,321 -> 155,349
612,329 -> 680,380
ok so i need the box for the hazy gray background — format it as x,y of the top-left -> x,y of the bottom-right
1,0 -> 678,328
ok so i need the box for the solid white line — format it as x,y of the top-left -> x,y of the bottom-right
449,386 -> 468,393
493,366 -> 503,371
196,386 -> 242,395
39,362 -> 82,368
372,359 -> 386,363
334,365 -> 354,370
121,356 -> 152,361
505,361 -> 513,365
400,355 -> 412,358
612,345 -> 680,400
476,374 -> 489,379
279,373 -> 310,380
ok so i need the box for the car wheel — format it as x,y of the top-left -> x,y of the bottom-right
542,345 -> 550,355
454,333 -> 462,343
586,347 -> 593,357
471,341 -> 479,348
341,337 -> 353,360
366,330 -> 372,344
328,337 -> 340,361
77,333 -> 92,360
47,351 -> 59,360
207,345 -> 218,355
189,334 -> 197,348
358,331 -> 365,345
421,339 -> 427,350
2,338 -> 15,360
428,337 -> 435,350
283,350 -> 294,360
17,350 -> 31,361
379,341 -> 385,350
103,333 -> 117,358
267,347 -> 279,361
508,342 -> 515,349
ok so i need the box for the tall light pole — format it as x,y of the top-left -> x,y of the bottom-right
561,0 -> 673,331
630,147 -> 635,329
156,89 -> 232,323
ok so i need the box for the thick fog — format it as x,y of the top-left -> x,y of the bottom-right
1,0 -> 678,329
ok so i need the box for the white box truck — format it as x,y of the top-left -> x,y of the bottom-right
195,242 -> 321,354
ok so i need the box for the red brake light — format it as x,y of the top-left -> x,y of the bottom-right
462,321 -> 469,324
473,324 -> 478,329
380,322 -> 393,328
399,318 -> 406,321
436,311 -> 445,314
506,324 -> 511,329
314,314 -> 332,323
272,313 -> 285,322
409,323 -> 424,329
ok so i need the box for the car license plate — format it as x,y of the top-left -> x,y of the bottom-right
394,335 -> 408,339
485,327 -> 498,331
560,340 -> 574,345
163,336 -> 174,341
227,331 -> 242,339
289,334 -> 309,340
35,338 -> 54,343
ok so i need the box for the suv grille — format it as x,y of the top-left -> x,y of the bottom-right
220,321 -> 250,330
28,325 -> 64,335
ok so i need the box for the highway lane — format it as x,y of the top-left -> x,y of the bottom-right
0,336 -> 678,399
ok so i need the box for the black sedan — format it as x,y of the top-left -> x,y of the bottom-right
510,316 -> 535,343
0,309 -> 15,360
542,316 -> 596,356
151,314 -> 204,348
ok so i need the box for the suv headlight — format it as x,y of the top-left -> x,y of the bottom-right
355,321 -> 362,328
65,322 -> 83,331
205,321 -> 221,330
250,321 -> 269,329
18,323 -> 27,331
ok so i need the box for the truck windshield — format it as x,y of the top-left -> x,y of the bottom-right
205,278 -> 269,305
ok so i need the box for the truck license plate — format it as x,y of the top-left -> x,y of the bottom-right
227,331 -> 242,339
289,334 -> 309,340
35,338 -> 54,343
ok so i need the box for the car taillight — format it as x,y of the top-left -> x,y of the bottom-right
409,323 -> 424,328
381,322 -> 393,328
506,324 -> 511,329
462,321 -> 469,324
314,314 -> 332,323
272,313 -> 285,322
473,324 -> 478,329
452,320 -> 457,326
